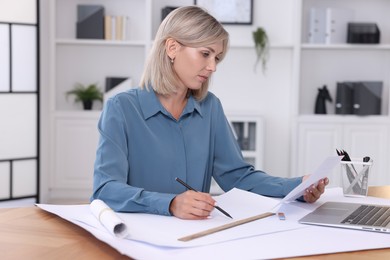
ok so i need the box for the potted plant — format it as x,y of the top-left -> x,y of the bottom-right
252,27 -> 270,74
66,83 -> 103,110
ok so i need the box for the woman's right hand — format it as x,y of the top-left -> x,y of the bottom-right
169,190 -> 216,220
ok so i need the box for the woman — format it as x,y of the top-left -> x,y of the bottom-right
91,6 -> 328,220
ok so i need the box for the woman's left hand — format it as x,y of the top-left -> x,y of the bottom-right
302,176 -> 329,203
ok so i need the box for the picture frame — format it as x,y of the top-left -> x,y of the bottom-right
194,0 -> 253,25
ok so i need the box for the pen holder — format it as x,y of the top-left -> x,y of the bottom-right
340,158 -> 373,197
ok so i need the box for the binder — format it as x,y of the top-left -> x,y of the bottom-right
335,82 -> 354,114
76,5 -> 104,39
353,81 -> 382,115
335,81 -> 383,115
308,8 -> 326,44
325,8 -> 354,44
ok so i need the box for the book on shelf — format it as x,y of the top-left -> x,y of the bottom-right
104,15 -> 128,41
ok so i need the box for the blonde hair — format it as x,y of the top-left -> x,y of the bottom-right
139,6 -> 229,100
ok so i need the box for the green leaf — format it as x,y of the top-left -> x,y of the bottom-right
66,83 -> 103,103
252,27 -> 270,74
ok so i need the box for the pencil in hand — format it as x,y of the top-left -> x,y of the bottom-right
175,177 -> 233,219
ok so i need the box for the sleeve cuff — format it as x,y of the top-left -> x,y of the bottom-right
152,193 -> 177,216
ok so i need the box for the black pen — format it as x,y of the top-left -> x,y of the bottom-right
175,177 -> 233,219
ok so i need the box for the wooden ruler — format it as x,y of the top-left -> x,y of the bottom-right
178,212 -> 275,242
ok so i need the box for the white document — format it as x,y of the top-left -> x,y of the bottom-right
90,199 -> 128,238
38,188 -> 304,248
276,155 -> 342,206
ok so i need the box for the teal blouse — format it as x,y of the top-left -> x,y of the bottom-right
91,88 -> 302,215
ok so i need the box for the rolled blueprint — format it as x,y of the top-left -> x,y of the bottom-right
90,199 -> 128,238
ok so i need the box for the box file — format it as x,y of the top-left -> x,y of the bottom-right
76,5 -> 104,39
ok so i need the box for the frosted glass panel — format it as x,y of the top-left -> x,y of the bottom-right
0,162 -> 10,199
0,95 -> 37,159
0,24 -> 10,92
0,0 -> 36,24
13,159 -> 37,197
11,25 -> 37,92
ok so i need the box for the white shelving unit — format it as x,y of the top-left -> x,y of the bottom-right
48,0 -> 158,202
291,0 -> 390,187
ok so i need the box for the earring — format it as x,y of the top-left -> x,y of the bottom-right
170,58 -> 174,64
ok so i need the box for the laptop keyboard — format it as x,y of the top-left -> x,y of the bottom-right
341,205 -> 390,227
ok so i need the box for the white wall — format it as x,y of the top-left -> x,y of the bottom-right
211,0 -> 296,177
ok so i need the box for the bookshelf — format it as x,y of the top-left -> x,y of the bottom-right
291,0 -> 390,187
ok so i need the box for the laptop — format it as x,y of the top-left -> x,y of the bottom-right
299,201 -> 390,233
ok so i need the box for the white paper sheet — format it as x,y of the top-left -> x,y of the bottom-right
37,188 -> 390,260
90,199 -> 128,238
277,155 -> 342,206
38,188 -> 304,248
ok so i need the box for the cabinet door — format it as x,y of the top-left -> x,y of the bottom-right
343,124 -> 389,185
53,117 -> 99,193
297,123 -> 343,186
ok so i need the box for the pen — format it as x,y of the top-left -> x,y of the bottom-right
175,177 -> 233,219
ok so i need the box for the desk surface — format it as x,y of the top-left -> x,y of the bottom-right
1,186 -> 389,260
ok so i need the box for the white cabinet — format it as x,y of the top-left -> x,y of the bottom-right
295,119 -> 342,186
343,123 -> 389,185
294,116 -> 389,187
50,112 -> 100,202
292,0 -> 390,186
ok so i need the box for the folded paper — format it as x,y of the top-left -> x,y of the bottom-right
90,199 -> 128,238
